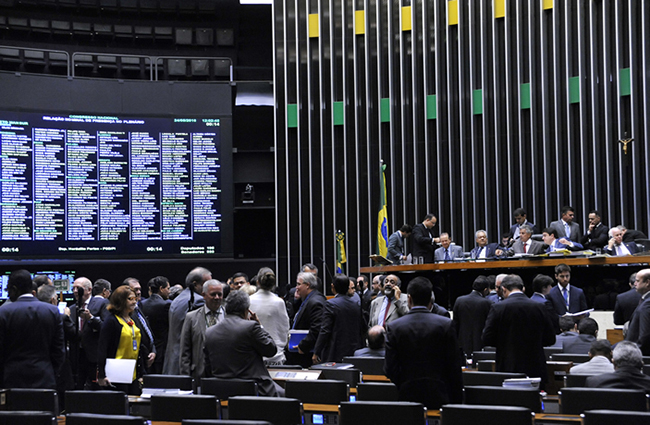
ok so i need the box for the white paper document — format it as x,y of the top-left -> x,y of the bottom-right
105,358 -> 137,384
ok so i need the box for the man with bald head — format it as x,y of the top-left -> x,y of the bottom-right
163,267 -> 211,374
625,269 -> 650,355
368,274 -> 409,327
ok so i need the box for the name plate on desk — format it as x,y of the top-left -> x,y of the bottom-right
269,369 -> 321,381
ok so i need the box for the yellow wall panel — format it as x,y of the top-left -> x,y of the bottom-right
543,0 -> 553,10
308,13 -> 319,38
355,10 -> 365,35
402,6 -> 412,31
448,1 -> 458,26
494,0 -> 505,18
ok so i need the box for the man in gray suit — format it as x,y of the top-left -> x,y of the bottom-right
369,274 -> 409,327
549,206 -> 582,242
434,233 -> 463,261
179,280 -> 224,382
508,225 -> 545,255
387,225 -> 412,264
163,267 -> 210,375
204,290 -> 283,396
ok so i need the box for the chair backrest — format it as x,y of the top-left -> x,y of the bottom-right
312,368 -> 361,386
356,383 -> 399,401
463,386 -> 542,413
462,371 -> 526,387
284,379 -> 348,404
150,394 -> 220,422
342,356 -> 385,375
550,353 -> 590,363
559,388 -> 648,414
471,351 -> 497,362
200,378 -> 258,399
544,346 -> 563,359
581,409 -> 650,425
8,389 -> 59,416
440,404 -> 534,425
65,413 -> 148,425
0,411 -> 57,425
563,374 -> 596,388
143,374 -> 194,391
338,401 -> 426,425
183,421 -> 272,425
228,396 -> 302,425
65,391 -> 129,415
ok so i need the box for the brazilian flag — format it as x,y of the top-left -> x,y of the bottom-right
336,231 -> 346,273
376,163 -> 389,257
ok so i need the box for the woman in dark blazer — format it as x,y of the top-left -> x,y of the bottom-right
97,285 -> 145,395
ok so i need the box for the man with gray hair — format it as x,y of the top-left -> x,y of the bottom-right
586,341 -> 650,391
470,230 -> 504,259
180,279 -> 224,382
508,225 -> 545,255
204,290 -> 283,396
286,271 -> 326,367
163,267 -> 210,374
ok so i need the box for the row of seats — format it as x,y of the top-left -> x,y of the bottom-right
0,46 -> 232,80
0,0 -> 236,16
0,16 -> 235,48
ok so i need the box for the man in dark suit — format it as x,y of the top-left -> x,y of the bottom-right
314,274 -> 364,363
69,277 -> 92,389
508,225 -> 545,255
619,225 -> 648,243
469,230 -> 505,259
625,269 -> 650,356
563,318 -> 598,354
204,290 -> 283,397
387,224 -> 412,264
549,205 -> 583,242
433,233 -> 464,261
586,341 -> 650,392
604,227 -> 639,256
482,274 -> 556,388
385,277 -> 463,409
411,214 -> 439,263
542,227 -> 584,252
580,210 -> 609,250
509,207 -> 538,240
547,264 -> 588,316
80,279 -> 112,389
0,269 -> 65,389
452,276 -> 492,358
530,274 -> 560,334
140,276 -> 172,374
286,271 -> 327,368
124,278 -> 156,372
614,273 -> 642,326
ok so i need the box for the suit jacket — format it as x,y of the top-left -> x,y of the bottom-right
82,296 -> 111,363
509,239 -> 545,255
586,365 -> 650,392
569,355 -> 614,374
550,331 -> 578,348
545,239 -> 584,252
623,229 -> 648,243
387,231 -> 406,264
549,219 -> 582,242
368,293 -> 409,327
132,307 -> 155,357
548,284 -> 588,315
482,292 -> 556,384
249,289 -> 290,364
470,243 -> 501,259
562,334 -> 596,354
204,315 -> 279,396
452,291 -> 492,356
604,241 -> 639,256
434,245 -> 464,262
0,296 -> 65,389
289,290 -> 326,367
625,296 -> 650,356
510,221 -> 538,239
385,307 -> 463,409
530,293 -> 560,334
314,294 -> 364,362
411,223 -> 436,263
580,223 -> 610,250
180,305 -> 225,381
613,288 -> 642,325
140,294 -> 171,372
163,287 -> 204,375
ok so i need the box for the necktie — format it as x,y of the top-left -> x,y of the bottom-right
136,309 -> 154,344
524,242 -> 527,253
616,245 -> 623,256
380,299 -> 392,327
478,247 -> 484,258
444,249 -> 450,261
562,287 -> 569,308
207,311 -> 217,327
565,223 -> 571,239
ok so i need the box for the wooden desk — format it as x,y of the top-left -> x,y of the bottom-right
426,410 -> 581,423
